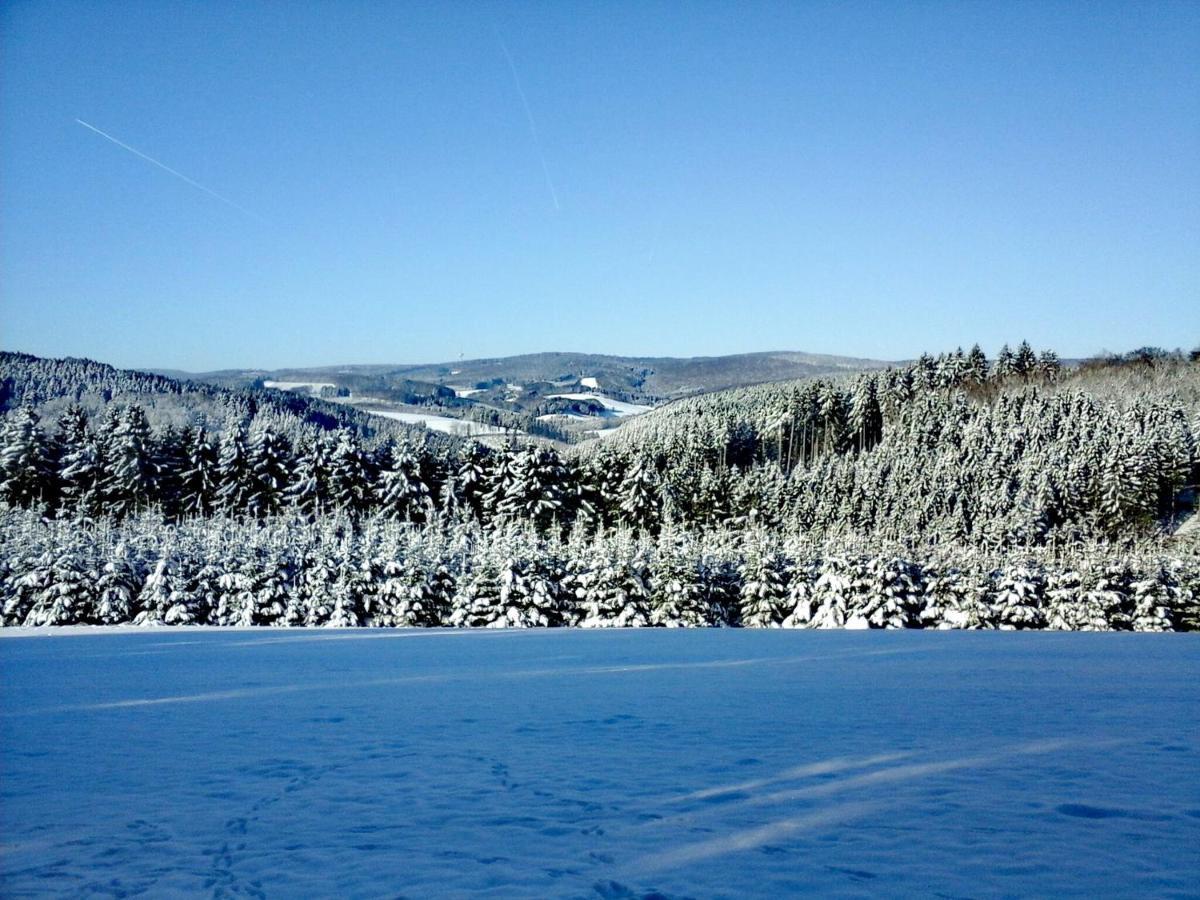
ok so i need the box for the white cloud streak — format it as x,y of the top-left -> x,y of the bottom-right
495,34 -> 561,212
74,118 -> 260,219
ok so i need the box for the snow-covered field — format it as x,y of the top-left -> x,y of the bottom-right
1,631 -> 1197,897
547,393 -> 653,417
262,380 -> 337,396
365,410 -> 509,436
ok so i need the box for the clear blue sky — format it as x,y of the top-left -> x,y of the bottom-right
2,1 -> 1197,371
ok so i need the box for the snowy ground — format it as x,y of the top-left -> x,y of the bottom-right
547,393 -> 653,417
1,631 -> 1197,898
364,410 -> 510,437
262,381 -> 337,396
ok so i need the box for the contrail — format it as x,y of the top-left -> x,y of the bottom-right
74,118 -> 259,219
495,34 -> 560,211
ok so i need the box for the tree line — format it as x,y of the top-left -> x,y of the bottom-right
1,343 -> 1197,630
2,510 -> 1194,630
1,343 -> 1196,548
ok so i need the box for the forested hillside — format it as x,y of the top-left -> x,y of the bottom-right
0,351 -> 446,443
2,343 -> 1197,629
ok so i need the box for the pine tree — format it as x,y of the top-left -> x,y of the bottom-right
0,405 -> 51,508
738,536 -> 790,627
1038,349 -> 1061,381
993,344 -> 1016,381
94,545 -> 140,625
135,550 -> 197,625
921,558 -> 994,629
287,433 -> 333,517
992,563 -> 1046,629
450,532 -> 506,627
19,546 -> 93,626
177,426 -> 219,518
455,442 -> 491,520
376,447 -> 433,522
56,407 -> 103,516
245,425 -> 292,519
100,406 -> 155,517
328,432 -> 369,514
648,531 -> 711,626
850,556 -> 922,628
216,421 -> 254,515
1014,341 -> 1038,377
965,344 -> 990,386
573,532 -> 653,627
619,456 -> 659,531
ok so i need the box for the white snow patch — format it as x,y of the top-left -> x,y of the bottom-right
367,410 -> 509,436
449,386 -> 485,398
263,381 -> 337,396
581,376 -> 600,390
547,393 -> 652,417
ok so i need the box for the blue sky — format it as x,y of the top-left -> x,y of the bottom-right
2,1 -> 1197,371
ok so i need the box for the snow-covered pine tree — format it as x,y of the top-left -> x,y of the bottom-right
648,530 -> 711,626
738,534 -> 791,627
780,551 -> 820,627
251,545 -> 292,626
1129,559 -> 1184,632
0,405 -> 51,509
134,548 -> 197,625
450,530 -> 505,627
286,432 -> 333,517
376,447 -> 433,522
964,344 -> 990,386
328,431 -> 369,515
100,405 -> 155,518
573,530 -> 653,627
213,550 -> 258,626
176,426 -> 218,518
1038,349 -> 1061,382
921,558 -> 994,629
480,444 -> 517,523
849,555 -> 922,629
620,455 -> 660,532
18,545 -> 93,626
56,408 -> 103,517
325,542 -> 361,627
803,553 -> 867,629
991,563 -> 1047,629
245,424 -> 291,519
454,442 -> 490,520
215,421 -> 254,516
1014,340 -> 1038,377
93,541 -> 140,625
993,344 -> 1016,381
517,446 -> 568,531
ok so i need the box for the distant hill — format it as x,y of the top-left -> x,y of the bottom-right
0,351 -> 454,446
183,350 -> 889,403
168,350 -> 889,438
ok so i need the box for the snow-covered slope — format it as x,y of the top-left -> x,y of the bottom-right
1,630 -> 1196,897
263,380 -> 337,396
547,393 -> 652,417
366,410 -> 508,436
